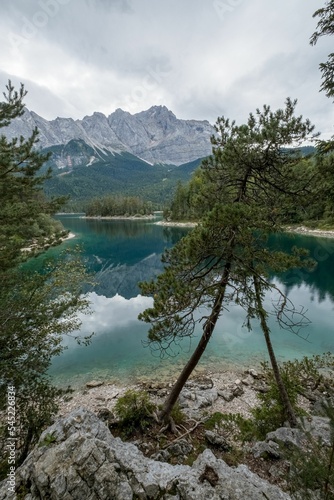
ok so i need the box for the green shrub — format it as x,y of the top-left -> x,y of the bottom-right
204,412 -> 255,443
251,368 -> 301,439
204,412 -> 225,430
251,354 -> 334,439
114,390 -> 156,435
201,355 -> 334,445
170,402 -> 186,425
39,432 -> 57,447
288,403 -> 334,499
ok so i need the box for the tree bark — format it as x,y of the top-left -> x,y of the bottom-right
253,275 -> 298,428
158,262 -> 231,423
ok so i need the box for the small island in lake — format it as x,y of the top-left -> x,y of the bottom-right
84,194 -> 155,219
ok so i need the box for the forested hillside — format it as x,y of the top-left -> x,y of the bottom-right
165,146 -> 334,227
43,150 -> 204,210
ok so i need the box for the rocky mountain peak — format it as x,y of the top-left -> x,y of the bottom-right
2,105 -> 215,165
83,111 -> 107,120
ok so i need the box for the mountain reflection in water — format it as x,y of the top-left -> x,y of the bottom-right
47,216 -> 334,386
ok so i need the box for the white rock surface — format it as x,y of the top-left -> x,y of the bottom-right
3,105 -> 214,165
0,408 -> 292,499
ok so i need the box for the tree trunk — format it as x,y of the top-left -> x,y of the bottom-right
158,262 -> 231,423
253,275 -> 298,428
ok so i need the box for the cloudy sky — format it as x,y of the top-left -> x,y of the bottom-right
1,0 -> 333,138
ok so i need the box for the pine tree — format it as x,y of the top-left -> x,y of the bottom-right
310,2 -> 334,219
310,0 -> 334,100
139,99 -> 316,425
0,80 -> 66,273
0,82 -> 91,473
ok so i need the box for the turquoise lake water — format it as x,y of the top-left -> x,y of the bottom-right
47,216 -> 334,387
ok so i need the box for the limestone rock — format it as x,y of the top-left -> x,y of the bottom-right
218,389 -> 234,402
0,408 -> 292,500
263,417 -> 332,458
266,427 -> 306,449
166,439 -> 193,457
86,380 -> 104,388
299,416 -> 331,446
247,368 -> 260,379
3,106 -> 214,166
252,440 -> 281,459
193,388 -> 219,409
232,384 -> 244,397
205,430 -> 230,451
179,387 -> 218,412
242,375 -> 254,386
186,378 -> 214,391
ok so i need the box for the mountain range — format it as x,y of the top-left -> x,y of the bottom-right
3,105 -> 214,166
2,105 -> 215,208
3,106 -> 315,210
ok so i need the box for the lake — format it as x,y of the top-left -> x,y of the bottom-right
48,215 -> 334,387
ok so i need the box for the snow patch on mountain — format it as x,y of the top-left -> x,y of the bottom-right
3,105 -> 214,165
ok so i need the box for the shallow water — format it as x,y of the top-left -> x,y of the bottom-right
47,216 -> 334,387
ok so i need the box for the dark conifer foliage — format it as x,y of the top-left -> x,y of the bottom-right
0,81 -> 66,272
0,82 -> 91,473
85,194 -> 153,217
139,99 -> 316,424
310,0 -> 334,100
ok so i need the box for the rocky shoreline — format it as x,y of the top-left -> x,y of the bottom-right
154,220 -> 334,237
285,224 -> 334,238
4,365 -> 331,500
64,231 -> 76,240
154,220 -> 197,227
57,366 -> 276,422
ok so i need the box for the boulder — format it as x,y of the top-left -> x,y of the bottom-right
0,408 -> 292,500
299,416 -> 331,446
252,440 -> 281,459
179,388 -> 219,411
266,416 -> 332,451
205,430 -> 230,451
247,368 -> 260,379
166,439 -> 193,457
218,389 -> 234,402
86,380 -> 104,388
266,427 -> 306,449
242,375 -> 254,386
185,378 -> 214,390
232,385 -> 244,397
193,388 -> 219,409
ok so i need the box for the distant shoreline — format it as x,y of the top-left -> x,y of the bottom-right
56,212 -> 85,215
154,220 -> 197,228
59,213 -> 334,238
156,221 -> 334,237
83,215 -> 157,221
285,225 -> 334,239
154,221 -> 334,238
22,231 -> 76,252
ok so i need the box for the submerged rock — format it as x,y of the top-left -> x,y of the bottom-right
86,380 -> 104,388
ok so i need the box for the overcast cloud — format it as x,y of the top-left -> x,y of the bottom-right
1,0 -> 333,138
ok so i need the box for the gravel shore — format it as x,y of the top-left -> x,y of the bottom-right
285,225 -> 334,238
155,221 -> 334,237
57,366 -> 260,420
